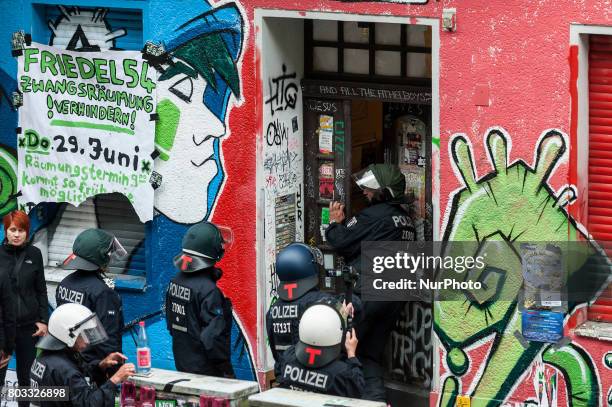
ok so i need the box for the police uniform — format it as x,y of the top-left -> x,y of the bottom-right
326,173 -> 416,402
56,271 -> 123,372
29,349 -> 117,407
266,291 -> 361,363
325,201 -> 415,283
267,291 -> 332,362
277,346 -> 364,398
165,267 -> 233,377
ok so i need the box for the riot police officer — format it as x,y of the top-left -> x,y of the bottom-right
276,303 -> 363,398
325,163 -> 416,402
30,303 -> 135,407
165,221 -> 234,377
326,163 -> 416,273
57,228 -> 126,383
266,243 -> 359,363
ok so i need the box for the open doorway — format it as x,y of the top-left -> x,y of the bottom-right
257,11 -> 438,403
301,19 -> 433,404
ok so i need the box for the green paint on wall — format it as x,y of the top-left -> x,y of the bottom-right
155,98 -> 181,161
0,147 -> 17,217
435,129 -> 604,407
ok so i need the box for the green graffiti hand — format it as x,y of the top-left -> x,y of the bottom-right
437,130 -> 570,349
0,147 -> 17,217
445,129 -> 571,243
436,129 -> 601,407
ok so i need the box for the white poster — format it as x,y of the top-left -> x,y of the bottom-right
16,43 -> 157,222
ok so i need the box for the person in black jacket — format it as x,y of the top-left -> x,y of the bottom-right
0,210 -> 48,403
165,221 -> 234,377
56,228 -> 126,384
30,302 -> 135,407
276,303 -> 364,398
325,163 -> 416,402
266,242 -> 359,363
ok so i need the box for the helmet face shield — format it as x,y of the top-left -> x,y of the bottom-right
218,225 -> 234,251
352,169 -> 381,191
72,314 -> 108,347
108,237 -> 128,261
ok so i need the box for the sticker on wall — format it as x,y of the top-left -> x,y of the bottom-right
319,162 -> 334,200
400,119 -> 425,166
275,193 -> 297,253
521,309 -> 564,343
321,207 -> 330,225
319,115 -> 334,154
320,207 -> 331,243
292,116 -> 299,133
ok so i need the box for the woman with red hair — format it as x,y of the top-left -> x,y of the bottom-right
0,210 -> 48,403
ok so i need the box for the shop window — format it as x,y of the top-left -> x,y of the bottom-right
305,20 -> 432,84
587,34 -> 612,323
30,5 -> 147,285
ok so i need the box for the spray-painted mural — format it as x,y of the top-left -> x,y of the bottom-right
48,6 -> 126,51
435,128 -> 611,407
146,1 -> 256,379
17,3 -> 256,380
0,68 -> 18,233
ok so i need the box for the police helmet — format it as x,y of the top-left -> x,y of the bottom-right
174,221 -> 234,272
275,243 -> 323,301
353,163 -> 406,201
37,303 -> 108,351
61,228 -> 127,271
296,304 -> 344,368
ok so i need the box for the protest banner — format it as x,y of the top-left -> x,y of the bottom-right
16,42 -> 157,222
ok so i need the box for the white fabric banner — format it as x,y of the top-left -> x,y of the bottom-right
16,42 -> 157,222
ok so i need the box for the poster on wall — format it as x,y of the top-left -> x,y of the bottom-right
15,42 -> 157,222
319,162 -> 334,200
275,194 -> 296,253
520,243 -> 566,309
319,115 -> 334,154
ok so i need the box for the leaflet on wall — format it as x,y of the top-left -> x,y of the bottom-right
520,243 -> 566,309
15,43 -> 157,222
521,309 -> 564,343
319,162 -> 334,200
319,115 -> 334,154
275,193 -> 296,253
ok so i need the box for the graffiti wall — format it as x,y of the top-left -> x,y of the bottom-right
1,0 -> 611,399
1,0 -> 257,380
435,128 -> 611,406
259,17 -> 305,370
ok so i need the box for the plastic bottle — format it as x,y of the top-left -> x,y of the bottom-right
140,385 -> 156,407
120,380 -> 136,406
136,321 -> 151,375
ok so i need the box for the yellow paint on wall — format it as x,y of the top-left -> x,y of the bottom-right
456,395 -> 471,407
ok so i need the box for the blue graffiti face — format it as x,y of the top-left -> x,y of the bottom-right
152,2 -> 243,224
154,65 -> 226,223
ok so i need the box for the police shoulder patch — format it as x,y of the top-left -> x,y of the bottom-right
346,217 -> 358,228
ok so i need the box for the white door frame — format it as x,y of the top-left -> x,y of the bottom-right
254,8 -> 441,389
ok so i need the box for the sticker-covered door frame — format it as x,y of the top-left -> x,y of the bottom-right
254,9 -> 440,385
